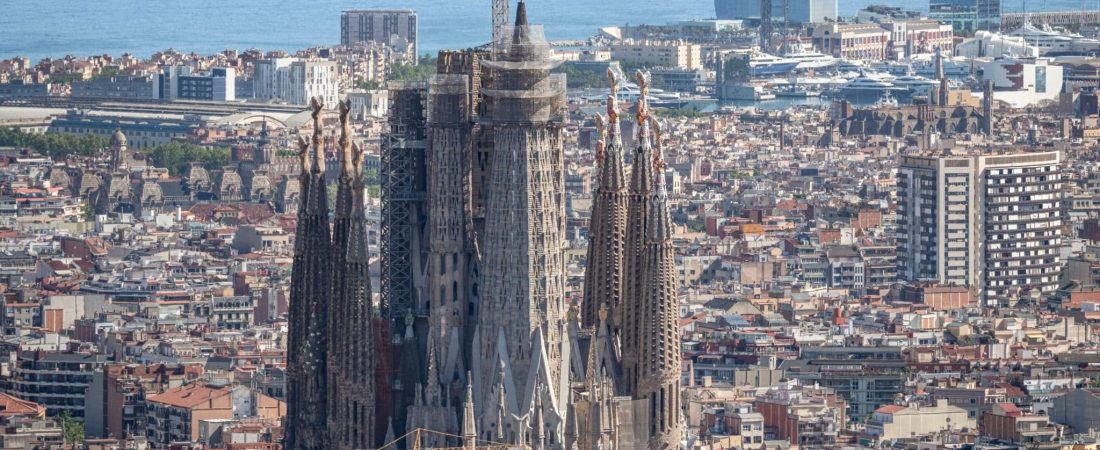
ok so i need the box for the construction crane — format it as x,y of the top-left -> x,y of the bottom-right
492,0 -> 510,52
760,0 -> 773,52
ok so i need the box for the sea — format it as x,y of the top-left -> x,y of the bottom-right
2,0 -> 1099,62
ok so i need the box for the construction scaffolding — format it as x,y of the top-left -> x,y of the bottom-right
380,82 -> 428,322
480,24 -> 566,124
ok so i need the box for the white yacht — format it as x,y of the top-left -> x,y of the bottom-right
874,58 -> 970,77
840,70 -> 899,96
891,67 -> 939,95
781,40 -> 838,70
1007,23 -> 1100,56
608,83 -> 679,102
748,51 -> 800,76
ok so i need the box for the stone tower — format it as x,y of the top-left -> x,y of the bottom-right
425,73 -> 476,403
636,118 -> 683,450
581,67 -> 629,332
475,0 -> 569,442
285,99 -> 331,450
326,100 -> 377,450
620,70 -> 657,397
575,70 -> 684,450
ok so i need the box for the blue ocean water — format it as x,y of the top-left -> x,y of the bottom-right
0,0 -> 1096,61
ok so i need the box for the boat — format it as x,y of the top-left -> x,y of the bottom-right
890,67 -> 939,96
1006,22 -> 1100,56
875,90 -> 898,108
774,84 -> 822,98
840,70 -> 899,97
606,82 -> 676,102
781,40 -> 838,70
748,51 -> 800,76
874,58 -> 970,78
837,60 -> 865,73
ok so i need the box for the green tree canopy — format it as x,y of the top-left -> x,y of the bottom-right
386,55 -> 437,82
0,127 -> 108,158
147,141 -> 231,176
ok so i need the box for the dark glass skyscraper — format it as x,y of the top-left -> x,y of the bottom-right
929,0 -> 1001,33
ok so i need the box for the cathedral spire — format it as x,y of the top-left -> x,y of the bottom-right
620,69 -> 655,397
531,387 -> 545,450
285,97 -> 333,450
638,116 -> 682,450
463,372 -> 477,449
582,66 -> 629,331
310,97 -> 326,174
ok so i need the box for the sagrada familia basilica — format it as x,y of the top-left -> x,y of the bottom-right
283,2 -> 683,448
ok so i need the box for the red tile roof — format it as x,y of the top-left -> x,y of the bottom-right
147,383 -> 230,409
875,405 -> 905,414
0,392 -> 45,418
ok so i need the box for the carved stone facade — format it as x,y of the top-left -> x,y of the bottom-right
286,2 -> 683,449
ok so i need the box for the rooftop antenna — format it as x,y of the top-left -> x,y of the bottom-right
492,0 -> 510,53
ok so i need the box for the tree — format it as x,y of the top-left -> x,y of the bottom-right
57,411 -> 83,444
386,55 -> 437,82
82,202 -> 95,222
147,141 -> 231,176
0,127 -> 108,159
355,80 -> 381,90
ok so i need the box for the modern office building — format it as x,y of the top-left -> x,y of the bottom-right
896,151 -> 1062,306
340,9 -> 418,60
252,59 -> 339,107
929,0 -> 1002,33
71,75 -> 155,100
156,66 -> 236,102
715,0 -> 838,24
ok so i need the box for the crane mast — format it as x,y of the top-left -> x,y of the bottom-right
492,0 -> 509,52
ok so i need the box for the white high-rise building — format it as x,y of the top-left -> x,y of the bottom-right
253,59 -> 339,107
897,151 -> 1063,306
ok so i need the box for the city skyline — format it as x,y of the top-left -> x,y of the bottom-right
6,0 -> 1100,449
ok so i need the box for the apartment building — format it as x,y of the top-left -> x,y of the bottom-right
897,151 -> 1062,306
340,9 -> 417,59
865,399 -> 973,441
980,403 -> 1058,448
781,347 -> 907,421
2,352 -> 110,418
84,363 -> 205,439
253,58 -> 339,107
610,40 -> 704,70
145,383 -> 284,448
755,381 -> 847,447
